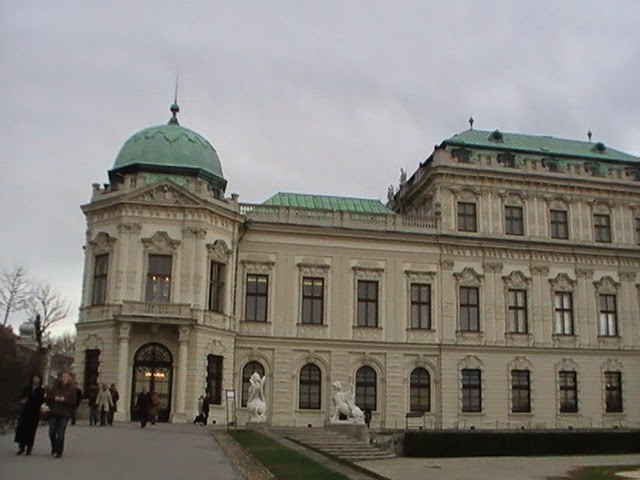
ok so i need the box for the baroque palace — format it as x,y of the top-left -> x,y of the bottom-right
75,103 -> 640,429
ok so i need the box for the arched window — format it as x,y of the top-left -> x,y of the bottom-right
299,364 -> 321,410
355,366 -> 377,411
241,361 -> 264,407
410,368 -> 431,412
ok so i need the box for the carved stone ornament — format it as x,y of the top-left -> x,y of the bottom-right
508,356 -> 532,371
549,273 -> 576,291
298,263 -> 330,278
502,270 -> 531,288
618,271 -> 637,283
330,381 -> 365,425
247,372 -> 267,423
405,270 -> 436,282
454,267 -> 483,286
483,262 -> 504,273
118,322 -> 131,340
352,266 -> 384,281
183,226 -> 207,239
142,231 -> 181,252
88,232 -> 117,252
601,358 -> 623,373
131,183 -> 199,206
530,265 -> 550,277
207,239 -> 232,262
458,355 -> 483,370
117,222 -> 142,234
555,358 -> 578,372
439,259 -> 455,271
241,260 -> 275,275
575,268 -> 594,280
593,276 -> 620,294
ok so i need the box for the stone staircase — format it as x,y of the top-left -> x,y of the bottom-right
269,427 -> 396,461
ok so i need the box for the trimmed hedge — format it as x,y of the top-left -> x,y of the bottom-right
404,430 -> 640,457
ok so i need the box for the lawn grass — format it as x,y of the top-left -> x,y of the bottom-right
558,464 -> 640,480
229,429 -> 351,480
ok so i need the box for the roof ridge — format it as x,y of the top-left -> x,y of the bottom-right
273,191 -> 385,202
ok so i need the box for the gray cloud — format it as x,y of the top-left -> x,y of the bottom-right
1,0 -> 638,333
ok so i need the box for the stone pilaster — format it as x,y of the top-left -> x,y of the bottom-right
115,322 -> 131,421
172,326 -> 190,422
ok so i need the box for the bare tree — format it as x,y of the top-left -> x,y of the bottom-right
27,283 -> 70,349
51,331 -> 76,357
0,266 -> 31,326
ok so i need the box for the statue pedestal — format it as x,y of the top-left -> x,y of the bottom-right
327,423 -> 370,443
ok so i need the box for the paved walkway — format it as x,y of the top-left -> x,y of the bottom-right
357,455 -> 640,480
0,423 -> 241,480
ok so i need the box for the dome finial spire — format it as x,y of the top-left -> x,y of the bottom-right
169,73 -> 180,125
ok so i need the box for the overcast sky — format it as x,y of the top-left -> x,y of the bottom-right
1,1 -> 639,335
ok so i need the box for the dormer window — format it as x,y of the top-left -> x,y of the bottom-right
489,129 -> 504,142
592,142 -> 606,153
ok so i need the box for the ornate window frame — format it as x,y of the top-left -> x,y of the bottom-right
454,267 -> 484,334
589,199 -> 614,243
502,270 -> 531,335
500,191 -> 527,237
405,270 -> 436,330
451,187 -> 480,233
297,263 -> 330,326
507,356 -> 533,415
141,231 -> 180,303
458,355 -> 484,416
555,358 -> 580,415
240,260 -> 275,323
594,276 -> 620,338
87,232 -> 117,306
601,359 -> 625,416
549,273 -> 577,336
544,196 -> 571,240
352,266 -> 385,329
206,239 -> 232,313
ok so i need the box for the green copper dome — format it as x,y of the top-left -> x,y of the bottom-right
109,112 -> 226,192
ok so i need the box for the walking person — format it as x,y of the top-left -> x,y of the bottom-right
14,374 -> 45,456
87,383 -> 99,426
70,382 -> 83,426
46,371 -> 76,458
202,393 -> 211,426
108,383 -> 119,425
96,383 -> 113,426
136,388 -> 150,428
148,391 -> 160,425
194,395 -> 204,425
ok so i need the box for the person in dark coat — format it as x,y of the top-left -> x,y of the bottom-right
14,374 -> 45,455
46,371 -> 77,458
136,388 -> 151,428
108,383 -> 119,426
202,394 -> 211,426
87,383 -> 100,426
70,382 -> 83,426
363,407 -> 372,429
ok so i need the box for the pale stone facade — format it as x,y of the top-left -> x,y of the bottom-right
75,123 -> 640,430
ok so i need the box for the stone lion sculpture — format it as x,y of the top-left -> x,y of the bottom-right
247,372 -> 267,422
330,381 -> 365,424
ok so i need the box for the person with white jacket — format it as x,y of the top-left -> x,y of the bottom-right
95,384 -> 113,427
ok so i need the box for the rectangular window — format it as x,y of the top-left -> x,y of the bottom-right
457,202 -> 477,232
511,370 -> 531,413
206,355 -> 223,405
550,210 -> 569,239
459,286 -> 480,332
208,261 -> 225,313
594,214 -> 612,243
410,283 -> 431,329
357,280 -> 379,327
83,349 -> 100,396
604,371 -> 623,413
245,274 -> 269,322
91,254 -> 109,305
554,292 -> 574,335
145,254 -> 172,303
507,289 -> 528,334
559,371 -> 578,413
505,206 -> 524,236
598,294 -> 618,336
635,218 -> 640,245
301,277 -> 324,324
461,369 -> 482,413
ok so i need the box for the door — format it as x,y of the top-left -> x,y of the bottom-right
131,343 -> 173,422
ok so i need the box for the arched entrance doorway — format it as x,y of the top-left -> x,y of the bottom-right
131,343 -> 173,423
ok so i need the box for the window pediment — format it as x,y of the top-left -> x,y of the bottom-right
549,273 -> 575,291
594,276 -> 620,294
454,267 -> 483,286
207,239 -> 232,262
142,231 -> 180,252
89,232 -> 116,253
502,270 -> 531,289
458,355 -> 483,370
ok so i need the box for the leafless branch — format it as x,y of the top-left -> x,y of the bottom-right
27,283 -> 70,347
0,266 -> 31,326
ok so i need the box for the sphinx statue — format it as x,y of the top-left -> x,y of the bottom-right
247,372 -> 267,422
330,381 -> 365,424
